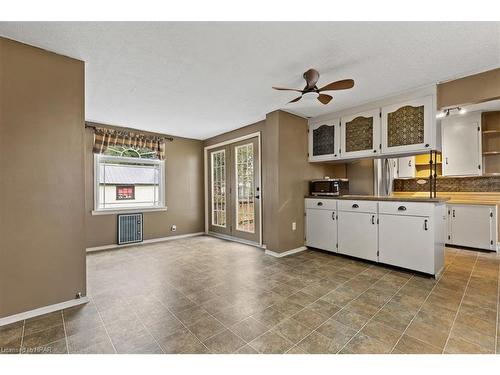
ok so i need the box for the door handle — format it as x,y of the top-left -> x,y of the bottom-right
452,209 -> 455,218
408,160 -> 412,167
332,212 -> 335,220
424,219 -> 428,231
255,195 -> 260,199
445,157 -> 449,165
317,202 -> 323,206
371,215 -> 375,225
397,206 -> 407,211
352,204 -> 359,208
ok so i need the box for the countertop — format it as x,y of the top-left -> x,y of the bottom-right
305,195 -> 449,203
391,192 -> 500,206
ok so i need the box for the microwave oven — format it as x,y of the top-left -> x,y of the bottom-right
309,178 -> 349,196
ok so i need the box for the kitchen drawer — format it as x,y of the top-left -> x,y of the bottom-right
378,201 -> 434,217
338,200 -> 378,213
305,198 -> 337,210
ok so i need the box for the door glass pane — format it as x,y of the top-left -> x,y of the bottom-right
235,143 -> 255,233
211,149 -> 226,227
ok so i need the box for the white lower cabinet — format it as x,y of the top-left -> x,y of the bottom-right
378,214 -> 434,274
305,199 -> 337,252
447,204 -> 497,251
305,198 -> 446,276
338,210 -> 378,262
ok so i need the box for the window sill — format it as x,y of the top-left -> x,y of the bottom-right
91,207 -> 168,216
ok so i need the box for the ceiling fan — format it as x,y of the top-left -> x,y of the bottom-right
272,68 -> 355,105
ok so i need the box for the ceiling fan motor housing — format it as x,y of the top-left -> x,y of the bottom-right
303,68 -> 320,90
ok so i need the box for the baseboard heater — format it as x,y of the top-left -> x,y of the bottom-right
117,213 -> 143,245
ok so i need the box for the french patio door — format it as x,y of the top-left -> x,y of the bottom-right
208,137 -> 260,244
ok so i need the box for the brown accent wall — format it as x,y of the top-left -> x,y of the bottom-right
85,126 -> 205,248
276,111 -> 346,252
0,37 -> 86,318
437,68 -> 500,109
204,112 -> 346,253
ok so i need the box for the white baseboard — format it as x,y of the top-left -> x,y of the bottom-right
265,246 -> 307,258
0,297 -> 89,327
86,232 -> 204,253
206,232 -> 264,248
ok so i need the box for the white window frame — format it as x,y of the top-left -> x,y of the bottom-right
210,149 -> 227,228
92,154 -> 166,215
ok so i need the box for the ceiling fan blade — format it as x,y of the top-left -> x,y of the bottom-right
318,79 -> 355,92
288,96 -> 302,103
272,86 -> 303,92
317,94 -> 333,105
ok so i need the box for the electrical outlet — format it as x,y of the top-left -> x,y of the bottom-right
292,222 -> 296,231
171,225 -> 177,232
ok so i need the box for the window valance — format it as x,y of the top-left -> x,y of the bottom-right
91,126 -> 169,160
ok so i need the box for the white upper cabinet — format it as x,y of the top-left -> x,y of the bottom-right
397,156 -> 416,178
308,119 -> 340,162
381,96 -> 436,155
441,112 -> 482,176
340,109 -> 381,159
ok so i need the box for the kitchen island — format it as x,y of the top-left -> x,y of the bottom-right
305,195 -> 447,277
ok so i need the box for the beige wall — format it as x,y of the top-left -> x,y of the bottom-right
437,68 -> 500,109
346,159 -> 374,195
0,37 -> 86,318
85,127 -> 205,248
274,111 -> 345,253
204,111 -> 346,253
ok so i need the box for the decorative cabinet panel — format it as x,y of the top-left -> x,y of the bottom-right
441,112 -> 482,177
381,96 -> 435,155
340,109 -> 381,159
447,204 -> 497,251
308,120 -> 340,162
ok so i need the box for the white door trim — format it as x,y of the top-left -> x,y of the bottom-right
204,131 -> 263,247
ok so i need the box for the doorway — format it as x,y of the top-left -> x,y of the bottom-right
205,134 -> 261,245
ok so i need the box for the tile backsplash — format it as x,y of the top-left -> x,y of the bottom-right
393,176 -> 500,192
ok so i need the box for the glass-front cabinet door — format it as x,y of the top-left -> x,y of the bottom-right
381,96 -> 435,155
308,119 -> 340,162
340,109 -> 381,159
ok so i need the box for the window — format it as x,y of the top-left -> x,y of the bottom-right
211,149 -> 226,227
94,153 -> 165,212
116,186 -> 135,200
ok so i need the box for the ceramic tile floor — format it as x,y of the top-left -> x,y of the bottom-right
1,235 -> 499,354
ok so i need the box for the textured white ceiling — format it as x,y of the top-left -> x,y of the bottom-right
0,22 -> 499,139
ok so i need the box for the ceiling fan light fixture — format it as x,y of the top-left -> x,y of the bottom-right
301,92 -> 318,101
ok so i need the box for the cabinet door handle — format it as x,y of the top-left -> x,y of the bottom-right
452,209 -> 455,218
352,204 -> 359,208
445,157 -> 449,165
397,206 -> 407,211
424,219 -> 428,231
408,160 -> 411,167
317,202 -> 323,206
371,215 -> 375,225
332,212 -> 336,220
